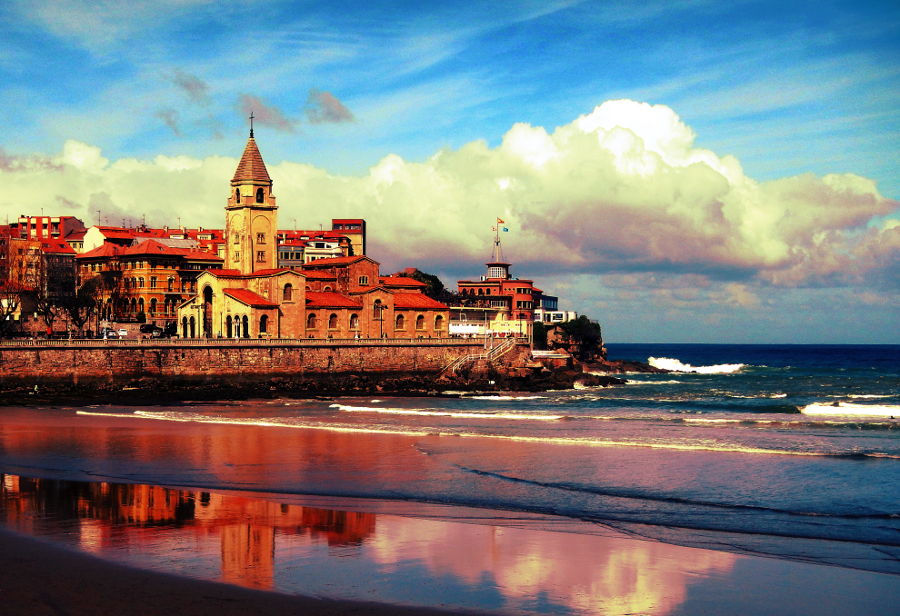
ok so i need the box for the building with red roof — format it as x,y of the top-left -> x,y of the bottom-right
176,127 -> 448,340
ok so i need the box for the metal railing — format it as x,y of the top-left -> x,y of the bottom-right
437,337 -> 523,378
0,336 -> 490,349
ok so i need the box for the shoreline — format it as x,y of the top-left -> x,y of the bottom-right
0,528 -> 466,616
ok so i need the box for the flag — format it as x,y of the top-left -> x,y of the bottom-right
497,218 -> 505,224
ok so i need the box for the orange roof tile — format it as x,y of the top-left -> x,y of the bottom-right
393,294 -> 449,309
223,288 -> 278,307
232,137 -> 271,184
380,276 -> 426,288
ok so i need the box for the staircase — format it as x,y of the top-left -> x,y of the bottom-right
437,337 -> 521,380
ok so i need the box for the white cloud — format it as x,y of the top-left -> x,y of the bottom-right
1,100 -> 896,300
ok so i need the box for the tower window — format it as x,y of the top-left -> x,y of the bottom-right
256,232 -> 265,244
256,251 -> 265,263
235,188 -> 241,203
256,188 -> 264,203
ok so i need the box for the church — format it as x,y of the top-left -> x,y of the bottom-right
176,125 -> 449,339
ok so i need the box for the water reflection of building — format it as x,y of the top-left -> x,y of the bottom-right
0,474 -> 375,590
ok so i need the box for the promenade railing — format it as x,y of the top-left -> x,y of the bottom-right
0,336 -> 528,349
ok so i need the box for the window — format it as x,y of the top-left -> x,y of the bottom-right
259,314 -> 268,334
415,314 -> 425,330
435,315 -> 444,330
349,313 -> 359,330
358,275 -> 368,285
139,277 -> 145,288
283,283 -> 293,301
256,251 -> 265,263
256,188 -> 264,203
150,277 -> 157,289
167,277 -> 174,292
149,298 -> 157,315
328,313 -> 338,329
395,314 -> 405,329
256,232 -> 266,244
233,251 -> 240,262
373,299 -> 382,319
235,188 -> 241,203
307,313 -> 317,329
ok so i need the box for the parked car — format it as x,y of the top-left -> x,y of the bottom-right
139,323 -> 157,334
100,328 -> 118,339
117,328 -> 128,338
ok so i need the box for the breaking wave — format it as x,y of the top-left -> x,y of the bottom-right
648,357 -> 745,374
800,402 -> 900,418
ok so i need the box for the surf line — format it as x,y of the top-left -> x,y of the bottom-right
73,410 -> 866,458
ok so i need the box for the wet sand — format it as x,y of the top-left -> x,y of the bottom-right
0,528 -> 465,616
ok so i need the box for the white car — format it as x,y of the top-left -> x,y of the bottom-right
117,328 -> 128,338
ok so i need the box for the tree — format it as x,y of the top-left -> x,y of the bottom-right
62,277 -> 102,336
551,315 -> 606,361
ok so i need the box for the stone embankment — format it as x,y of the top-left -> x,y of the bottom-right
0,337 -> 616,403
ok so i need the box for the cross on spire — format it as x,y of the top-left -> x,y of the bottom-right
249,111 -> 255,138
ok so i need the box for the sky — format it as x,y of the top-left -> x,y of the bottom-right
0,0 -> 897,344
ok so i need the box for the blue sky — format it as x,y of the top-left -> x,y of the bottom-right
1,0 -> 898,343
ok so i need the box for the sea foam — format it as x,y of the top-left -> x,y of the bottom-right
800,402 -> 900,418
648,357 -> 745,374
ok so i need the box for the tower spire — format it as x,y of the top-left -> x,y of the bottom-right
249,111 -> 255,138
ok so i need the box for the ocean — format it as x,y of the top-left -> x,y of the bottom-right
1,343 -> 898,612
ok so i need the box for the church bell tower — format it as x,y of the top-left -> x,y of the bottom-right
225,114 -> 278,273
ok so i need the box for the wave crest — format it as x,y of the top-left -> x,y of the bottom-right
648,357 -> 745,374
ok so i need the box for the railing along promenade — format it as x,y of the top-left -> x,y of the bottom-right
0,336 -> 528,349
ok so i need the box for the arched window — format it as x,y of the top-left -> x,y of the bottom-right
167,277 -> 174,292
188,316 -> 195,338
242,315 -> 249,338
138,277 -> 145,288
328,313 -> 338,329
149,298 -> 157,315
259,314 -> 268,334
283,283 -> 293,301
350,313 -> 359,330
256,188 -> 264,203
306,313 -> 317,329
323,285 -> 332,292
373,299 -> 382,319
182,316 -> 189,337
235,188 -> 241,203
416,315 -> 425,330
226,315 -> 233,338
435,315 -> 444,330
395,314 -> 405,329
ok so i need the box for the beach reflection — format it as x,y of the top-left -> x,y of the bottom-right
1,473 -> 735,614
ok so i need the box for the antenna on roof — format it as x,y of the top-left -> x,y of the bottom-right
249,111 -> 255,138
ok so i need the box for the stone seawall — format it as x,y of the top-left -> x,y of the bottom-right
0,339 -> 535,401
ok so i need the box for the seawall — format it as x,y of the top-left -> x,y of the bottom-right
0,338 -> 533,401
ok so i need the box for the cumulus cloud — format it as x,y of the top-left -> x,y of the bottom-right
306,89 -> 355,124
239,95 -> 296,133
1,100 -> 896,303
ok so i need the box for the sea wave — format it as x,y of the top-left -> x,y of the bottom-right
800,402 -> 900,418
648,357 -> 745,374
330,404 -> 564,421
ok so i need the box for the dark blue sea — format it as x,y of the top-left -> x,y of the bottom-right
2,343 -> 899,579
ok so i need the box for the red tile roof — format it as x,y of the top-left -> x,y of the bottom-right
232,137 -> 271,184
40,240 -> 75,254
305,291 -> 362,309
380,276 -> 426,288
223,288 -> 278,307
393,294 -> 449,309
77,243 -> 123,259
